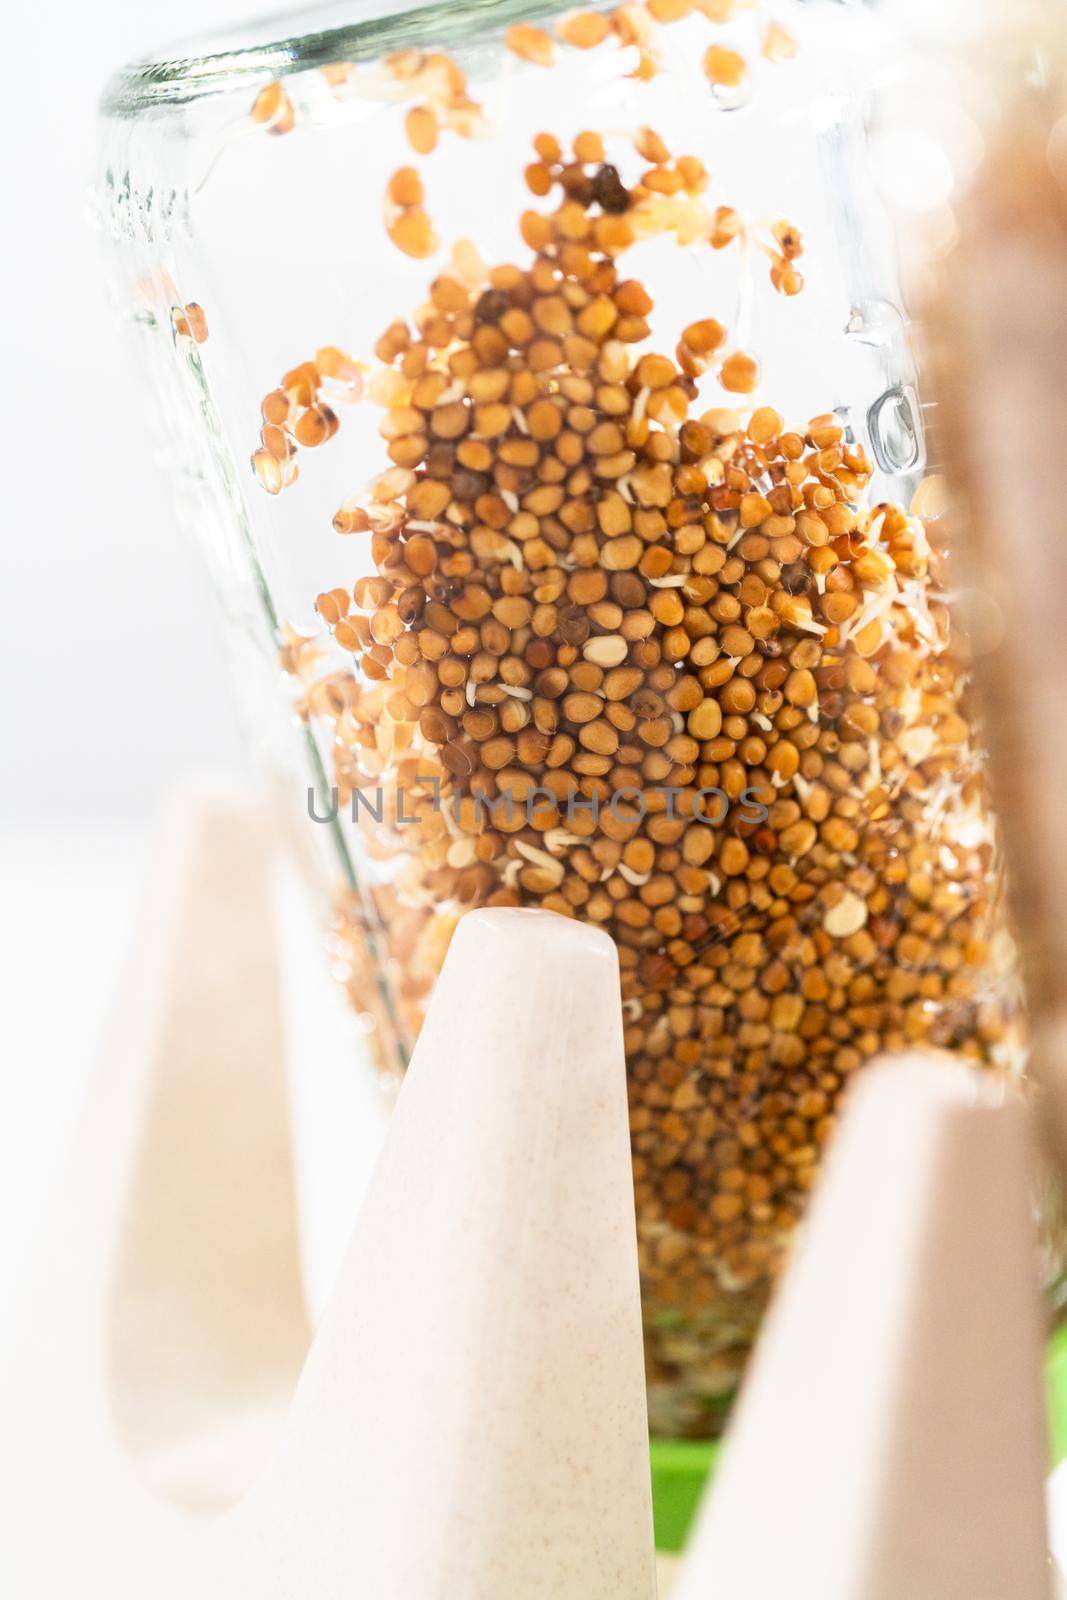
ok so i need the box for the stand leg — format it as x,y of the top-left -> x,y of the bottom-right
0,792 -> 657,1598
672,1058 -> 1052,1600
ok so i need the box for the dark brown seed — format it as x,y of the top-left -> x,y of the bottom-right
475,288 -> 512,323
780,562 -> 810,594
451,469 -> 489,500
592,163 -> 631,214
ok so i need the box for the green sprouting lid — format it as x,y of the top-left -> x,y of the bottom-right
652,1321 -> 1067,1554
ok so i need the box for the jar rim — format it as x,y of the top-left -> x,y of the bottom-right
100,0 -> 583,116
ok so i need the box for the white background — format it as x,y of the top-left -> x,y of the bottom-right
0,0 -> 271,1307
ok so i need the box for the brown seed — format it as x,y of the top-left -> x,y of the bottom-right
601,535 -> 643,570
771,257 -> 804,296
676,154 -> 707,195
251,80 -> 291,126
748,407 -> 783,445
557,10 -> 611,47
592,164 -> 632,215
388,209 -> 440,259
315,588 -> 350,625
763,21 -> 797,62
785,668 -> 817,707
796,510 -> 830,547
251,448 -> 283,494
634,125 -> 671,165
704,45 -> 748,89
481,736 -> 516,769
688,699 -> 723,740
583,634 -> 629,668
473,402 -> 512,437
636,353 -> 677,390
563,691 -> 604,724
505,23 -> 556,66
493,595 -> 532,628
533,131 -> 562,163
719,837 -> 750,875
333,501 -> 370,535
527,398 -> 563,440
579,718 -> 619,755
260,424 -> 291,460
604,667 -> 644,700
740,492 -> 773,528
649,590 -> 684,626
525,161 -> 554,197
430,401 -> 470,440
808,412 -> 843,449
405,105 -> 439,155
180,302 -> 209,343
404,535 -> 437,576
295,404 -> 338,447
710,206 -> 743,249
720,351 -> 760,394
769,741 -> 799,780
773,218 -> 804,260
388,166 -> 424,207
823,892 -> 868,938
615,279 -> 654,317
261,389 -> 291,425
574,129 -> 606,164
720,677 -> 756,714
682,318 -> 726,356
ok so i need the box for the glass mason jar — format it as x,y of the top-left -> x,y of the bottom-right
99,0 -> 1022,1438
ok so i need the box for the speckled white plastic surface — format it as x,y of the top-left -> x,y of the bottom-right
5,792 -> 1050,1598
265,903 -> 658,1598
672,1057 -> 1052,1600
0,792 -> 656,1597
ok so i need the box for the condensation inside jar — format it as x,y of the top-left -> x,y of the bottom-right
108,0 -> 1025,1437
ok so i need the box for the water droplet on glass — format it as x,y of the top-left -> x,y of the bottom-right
868,384 -> 926,475
845,298 -> 904,348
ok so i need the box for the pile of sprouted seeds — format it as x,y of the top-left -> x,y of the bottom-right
232,4 -> 1018,1433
